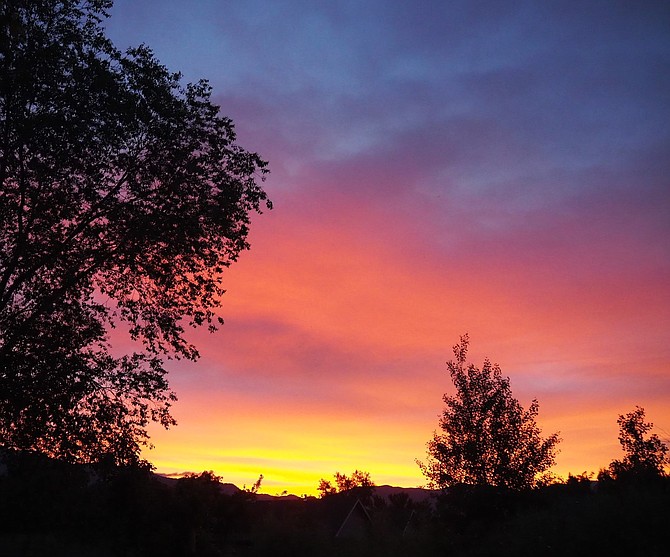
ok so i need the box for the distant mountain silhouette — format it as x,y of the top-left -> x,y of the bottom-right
154,473 -> 241,495
153,474 -> 435,502
373,484 -> 435,503
256,492 -> 303,501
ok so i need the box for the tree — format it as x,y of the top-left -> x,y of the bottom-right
418,335 -> 560,490
317,470 -> 375,498
0,1 -> 270,466
601,406 -> 668,481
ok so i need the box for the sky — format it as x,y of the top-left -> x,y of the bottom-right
105,0 -> 670,496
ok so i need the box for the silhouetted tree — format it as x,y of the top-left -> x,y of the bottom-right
418,335 -> 560,490
317,477 -> 337,497
241,473 -> 264,499
317,470 -> 375,498
0,1 -> 269,466
600,406 -> 668,482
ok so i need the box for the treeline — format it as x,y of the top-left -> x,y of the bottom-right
1,452 -> 669,556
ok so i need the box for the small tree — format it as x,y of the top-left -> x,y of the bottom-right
317,470 -> 375,498
418,335 -> 560,490
601,406 -> 668,481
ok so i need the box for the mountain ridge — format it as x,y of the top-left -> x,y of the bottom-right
154,474 -> 435,502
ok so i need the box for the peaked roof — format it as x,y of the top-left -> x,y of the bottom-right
335,498 -> 373,539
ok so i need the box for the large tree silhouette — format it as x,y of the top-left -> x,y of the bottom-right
0,1 -> 270,465
418,335 -> 560,490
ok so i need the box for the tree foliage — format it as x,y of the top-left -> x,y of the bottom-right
0,1 -> 269,465
317,470 -> 375,498
601,406 -> 668,481
418,335 -> 560,490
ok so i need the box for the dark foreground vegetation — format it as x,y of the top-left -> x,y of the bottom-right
1,451 -> 669,557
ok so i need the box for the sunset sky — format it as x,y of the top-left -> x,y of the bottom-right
105,1 -> 670,495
